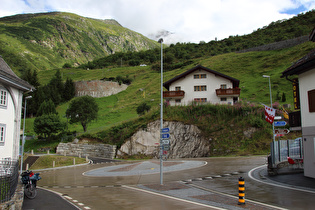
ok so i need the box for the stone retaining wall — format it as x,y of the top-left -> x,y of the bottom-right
74,80 -> 127,98
0,183 -> 23,210
56,143 -> 116,159
238,35 -> 309,53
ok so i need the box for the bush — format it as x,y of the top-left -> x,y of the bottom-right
136,102 -> 151,115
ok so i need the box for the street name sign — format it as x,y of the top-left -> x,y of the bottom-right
163,145 -> 170,151
161,133 -> 170,139
274,129 -> 290,135
161,127 -> 170,133
161,139 -> 170,144
274,121 -> 287,127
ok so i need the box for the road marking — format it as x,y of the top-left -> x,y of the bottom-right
188,183 -> 287,210
123,185 -> 226,210
249,165 -> 315,194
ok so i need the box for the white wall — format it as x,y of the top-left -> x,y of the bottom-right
299,68 -> 315,127
0,85 -> 23,160
298,68 -> 315,179
168,69 -> 234,105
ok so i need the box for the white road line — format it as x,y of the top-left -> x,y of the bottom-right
123,185 -> 226,210
189,183 -> 287,210
248,165 -> 315,194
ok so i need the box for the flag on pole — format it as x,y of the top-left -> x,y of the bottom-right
264,105 -> 275,124
282,106 -> 289,119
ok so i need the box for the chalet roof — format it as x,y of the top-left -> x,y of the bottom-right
0,56 -> 34,91
163,64 -> 240,90
281,28 -> 315,77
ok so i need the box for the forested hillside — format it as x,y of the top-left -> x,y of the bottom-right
81,10 -> 315,71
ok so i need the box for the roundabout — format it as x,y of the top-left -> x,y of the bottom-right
83,160 -> 207,177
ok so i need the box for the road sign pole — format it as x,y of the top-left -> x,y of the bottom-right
158,38 -> 163,185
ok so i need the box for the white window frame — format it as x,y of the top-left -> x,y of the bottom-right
0,89 -> 7,108
194,85 -> 207,91
0,124 -> 5,144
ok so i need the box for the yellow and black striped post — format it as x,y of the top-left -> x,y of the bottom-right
238,177 -> 245,205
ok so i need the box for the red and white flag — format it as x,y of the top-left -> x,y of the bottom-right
264,105 -> 275,124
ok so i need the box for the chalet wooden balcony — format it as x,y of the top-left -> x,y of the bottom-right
163,90 -> 185,98
215,88 -> 241,97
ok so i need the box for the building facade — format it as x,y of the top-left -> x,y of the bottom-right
281,29 -> 315,178
163,65 -> 240,106
0,56 -> 33,161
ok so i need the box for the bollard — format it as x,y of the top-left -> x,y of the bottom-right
73,158 -> 76,165
238,177 -> 245,205
53,161 -> 55,168
26,163 -> 29,171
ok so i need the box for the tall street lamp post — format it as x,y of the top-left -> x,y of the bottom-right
158,38 -> 164,185
20,95 -> 32,173
262,75 -> 275,142
263,75 -> 276,167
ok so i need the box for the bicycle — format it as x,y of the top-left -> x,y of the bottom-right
21,170 -> 41,199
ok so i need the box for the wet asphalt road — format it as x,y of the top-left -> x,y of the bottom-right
22,156 -> 315,209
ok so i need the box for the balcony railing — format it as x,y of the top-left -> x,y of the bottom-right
215,88 -> 241,96
163,91 -> 185,98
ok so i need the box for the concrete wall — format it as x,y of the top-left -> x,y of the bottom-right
56,143 -> 116,159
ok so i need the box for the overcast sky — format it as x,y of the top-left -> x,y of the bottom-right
1,0 -> 314,43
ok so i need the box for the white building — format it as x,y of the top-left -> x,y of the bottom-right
281,28 -> 315,179
163,65 -> 240,106
0,56 -> 33,161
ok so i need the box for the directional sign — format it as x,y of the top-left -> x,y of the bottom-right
163,145 -> 170,151
161,139 -> 170,145
161,133 -> 170,139
274,129 -> 290,135
274,121 -> 287,127
161,127 -> 170,133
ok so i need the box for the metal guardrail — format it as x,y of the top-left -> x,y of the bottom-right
0,159 -> 19,203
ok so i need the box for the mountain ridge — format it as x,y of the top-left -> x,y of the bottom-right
0,12 -> 159,73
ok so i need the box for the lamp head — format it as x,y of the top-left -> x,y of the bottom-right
262,75 -> 270,78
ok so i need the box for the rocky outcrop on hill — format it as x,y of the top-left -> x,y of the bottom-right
117,120 -> 211,159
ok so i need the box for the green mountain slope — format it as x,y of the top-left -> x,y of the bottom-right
34,40 -> 315,133
0,12 -> 159,73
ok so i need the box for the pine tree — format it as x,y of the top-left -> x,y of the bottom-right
63,78 -> 75,101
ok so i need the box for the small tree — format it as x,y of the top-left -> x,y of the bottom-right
63,78 -> 75,101
136,102 -> 151,116
66,96 -> 99,132
37,99 -> 57,116
34,114 -> 65,139
282,92 -> 286,102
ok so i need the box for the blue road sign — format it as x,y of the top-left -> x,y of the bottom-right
161,133 -> 170,139
274,121 -> 287,126
161,127 -> 170,133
